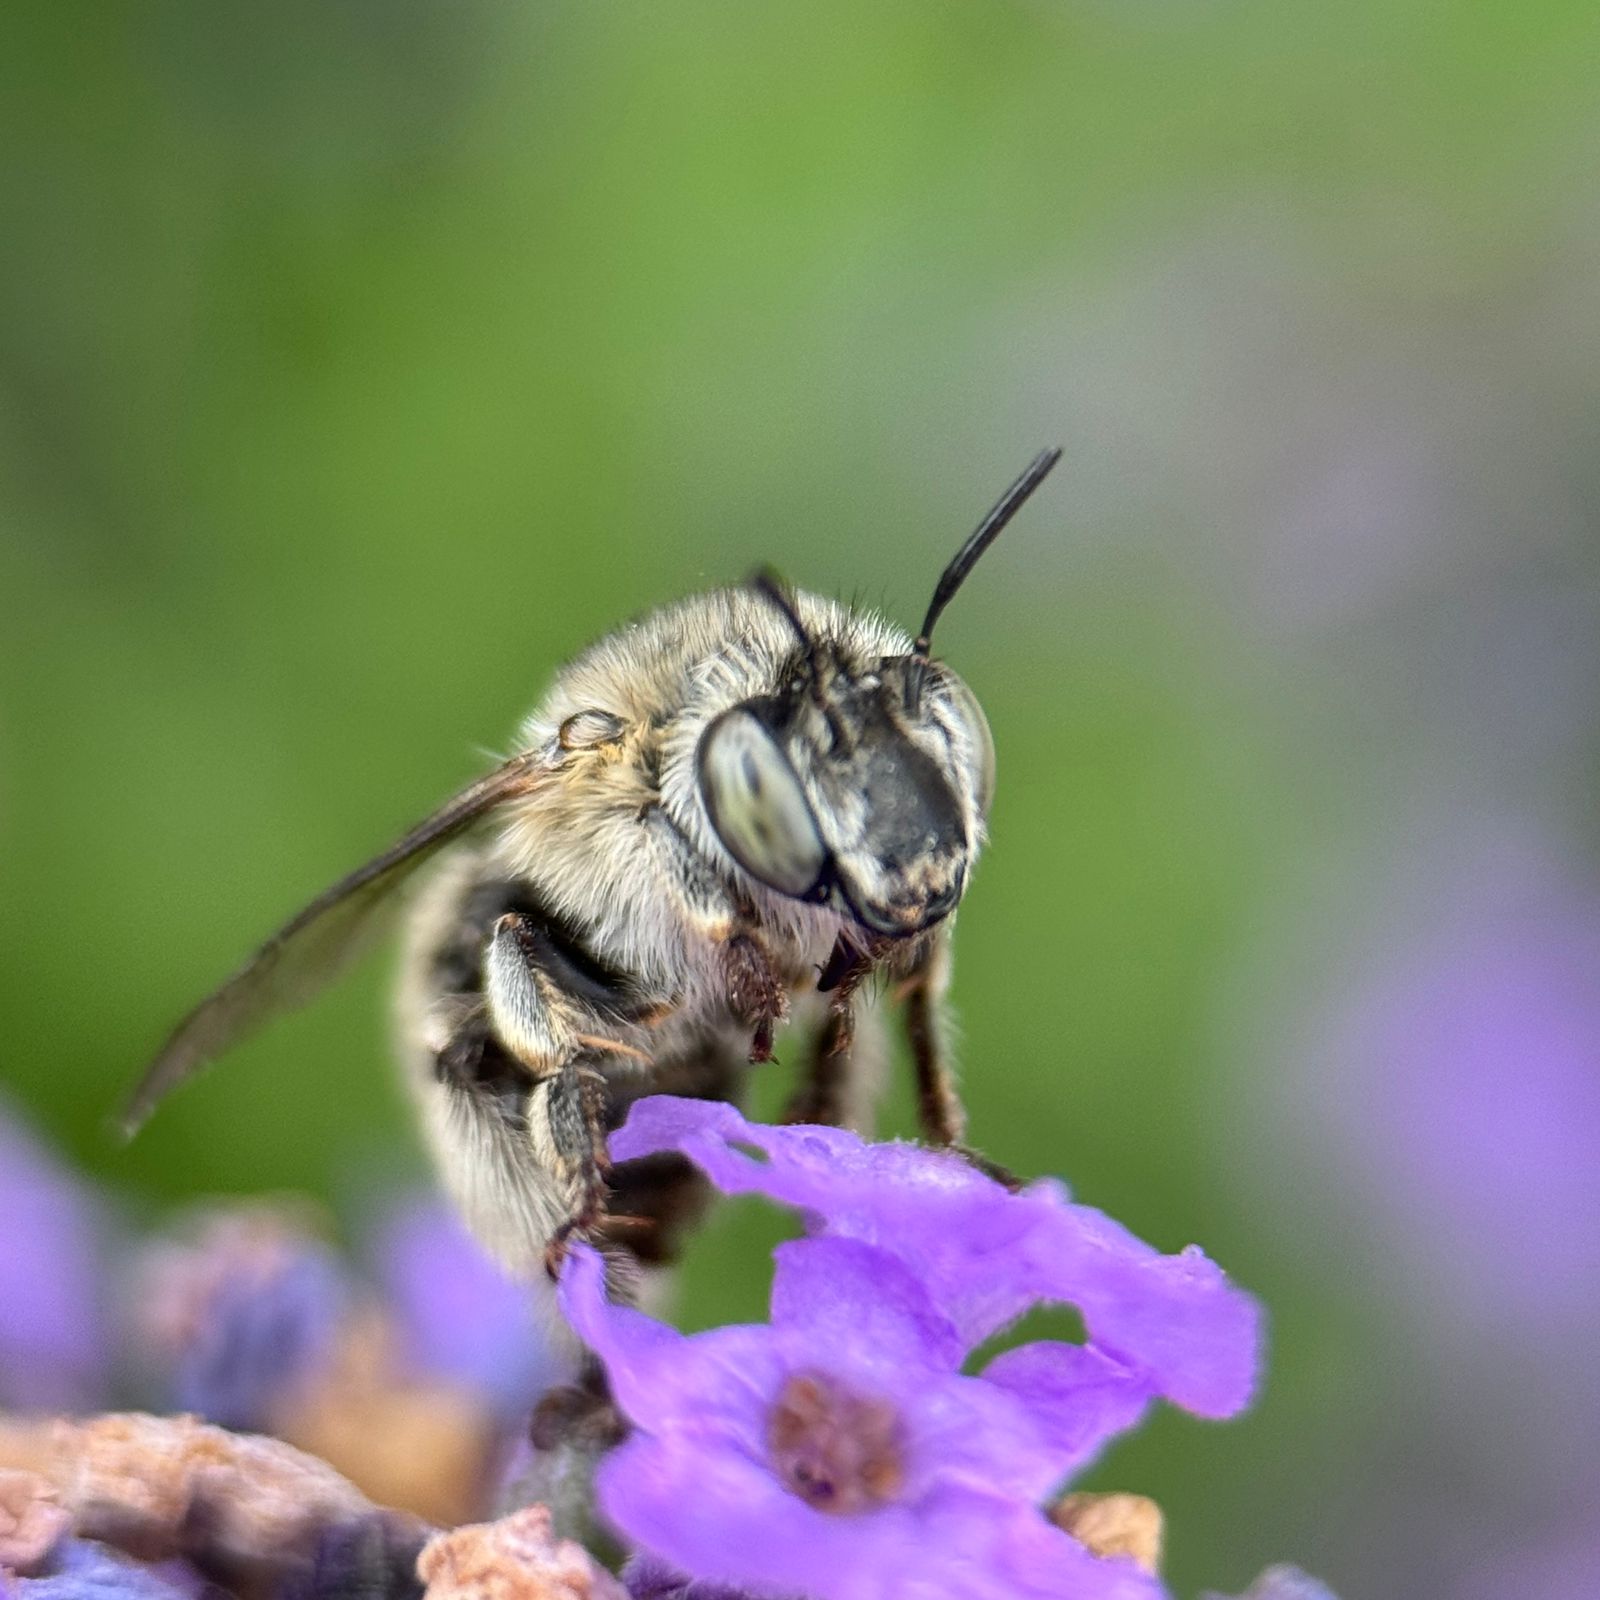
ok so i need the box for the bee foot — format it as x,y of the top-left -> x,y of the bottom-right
543,1199 -> 608,1280
949,1142 -> 1024,1192
529,1383 -> 627,1452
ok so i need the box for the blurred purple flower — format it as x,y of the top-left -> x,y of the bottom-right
1201,1569 -> 1339,1600
374,1194 -> 565,1417
0,1101 -> 106,1413
1317,880 -> 1600,1332
275,1513 -> 430,1600
132,1209 -> 347,1432
9,1540 -> 200,1598
563,1240 -> 1163,1600
612,1098 -> 1261,1418
1455,1532 -> 1600,1600
623,1554 -> 770,1600
1250,830 -> 1600,1593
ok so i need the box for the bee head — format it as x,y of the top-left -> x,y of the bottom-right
695,450 -> 1057,937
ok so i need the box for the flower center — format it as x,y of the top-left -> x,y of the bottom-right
765,1370 -> 906,1514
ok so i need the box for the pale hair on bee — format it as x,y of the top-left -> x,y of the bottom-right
124,450 -> 1062,1322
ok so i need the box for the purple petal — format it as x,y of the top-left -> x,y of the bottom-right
610,1099 -> 1002,1228
892,1487 -> 1167,1600
768,1239 -> 964,1381
559,1245 -> 783,1450
967,1494 -> 1168,1600
610,1099 -> 1048,1343
602,1427 -> 1168,1600
1201,1568 -> 1341,1600
981,1343 -> 1153,1477
895,1371 -> 1072,1506
612,1097 -> 1263,1418
766,1241 -> 1083,1505
599,1434 -> 942,1600
1017,1198 -> 1263,1418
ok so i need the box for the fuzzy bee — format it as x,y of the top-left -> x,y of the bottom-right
124,451 -> 1060,1289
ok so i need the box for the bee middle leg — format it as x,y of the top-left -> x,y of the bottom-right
901,975 -> 967,1148
898,944 -> 1022,1189
781,1002 -> 855,1127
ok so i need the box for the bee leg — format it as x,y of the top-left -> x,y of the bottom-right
528,1352 -> 626,1454
485,913 -> 578,1066
901,972 -> 968,1145
781,1001 -> 855,1126
896,937 -> 1016,1184
595,1149 -> 713,1265
721,931 -> 787,1063
508,1348 -> 627,1549
483,914 -> 630,1269
533,1062 -> 613,1278
901,979 -> 1020,1186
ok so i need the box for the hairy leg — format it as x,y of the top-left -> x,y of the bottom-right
896,939 -> 1021,1188
897,948 -> 968,1148
781,1001 -> 855,1127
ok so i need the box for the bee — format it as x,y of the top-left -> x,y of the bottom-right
124,450 -> 1061,1290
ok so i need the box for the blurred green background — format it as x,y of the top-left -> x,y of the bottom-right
6,3 -> 1600,1596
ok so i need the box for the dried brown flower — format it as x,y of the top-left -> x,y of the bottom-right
1053,1490 -> 1165,1576
0,1411 -> 429,1583
418,1505 -> 628,1600
0,1467 -> 71,1575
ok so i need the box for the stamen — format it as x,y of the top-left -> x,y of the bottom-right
766,1371 -> 905,1515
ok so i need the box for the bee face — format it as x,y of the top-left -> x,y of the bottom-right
696,647 -> 994,938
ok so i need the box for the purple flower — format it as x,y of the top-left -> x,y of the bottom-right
1306,866 -> 1600,1333
130,1208 -> 347,1432
1201,1569 -> 1340,1600
562,1240 -> 1163,1600
0,1101 -> 106,1413
11,1540 -> 201,1598
374,1194 -> 568,1417
624,1553 -> 770,1599
610,1098 -> 1261,1418
274,1513 -> 431,1600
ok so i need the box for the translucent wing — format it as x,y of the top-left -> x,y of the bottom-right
121,749 -> 550,1134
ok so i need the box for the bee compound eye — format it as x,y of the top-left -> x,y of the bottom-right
936,669 -> 995,820
696,709 -> 828,898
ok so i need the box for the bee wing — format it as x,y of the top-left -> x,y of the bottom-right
121,749 -> 551,1135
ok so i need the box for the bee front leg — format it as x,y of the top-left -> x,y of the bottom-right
483,914 -> 615,1272
721,931 -> 787,1063
528,1062 -> 613,1277
782,935 -> 876,1127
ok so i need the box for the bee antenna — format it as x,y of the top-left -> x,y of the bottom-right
913,448 -> 1062,658
749,567 -> 819,677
